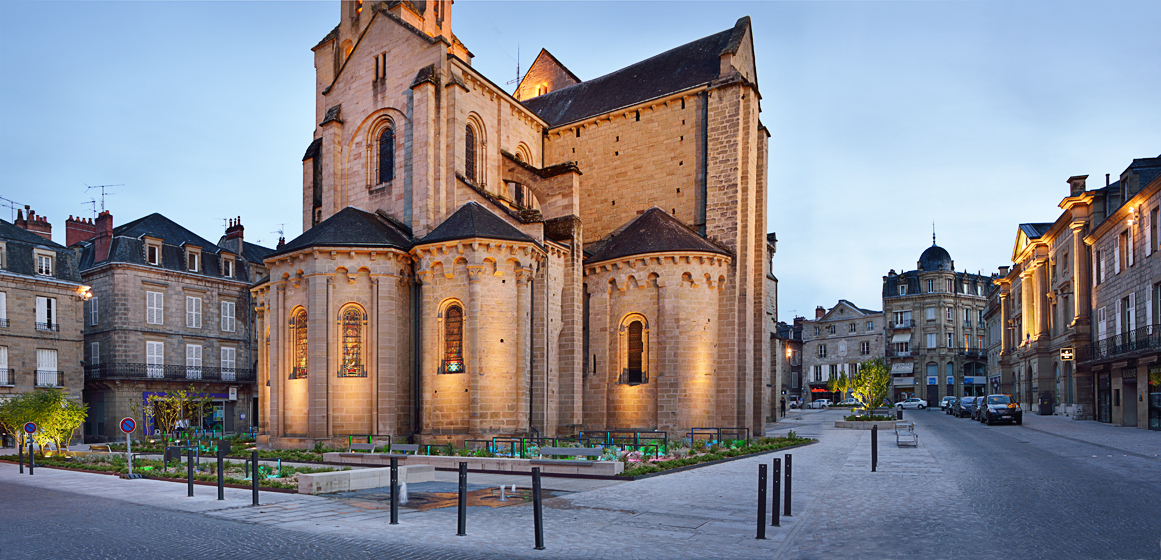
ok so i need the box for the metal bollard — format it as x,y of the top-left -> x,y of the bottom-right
532,467 -> 545,550
456,462 -> 467,536
390,457 -> 399,525
251,450 -> 259,506
28,442 -> 34,475
756,463 -> 767,540
897,408 -> 903,420
871,425 -> 878,473
771,458 -> 781,527
784,453 -> 792,516
18,440 -> 23,474
187,449 -> 194,497
217,446 -> 224,501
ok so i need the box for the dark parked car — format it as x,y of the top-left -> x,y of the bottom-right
953,397 -> 977,418
979,394 -> 1022,425
944,397 -> 958,415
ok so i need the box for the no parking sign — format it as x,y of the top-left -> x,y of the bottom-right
119,417 -> 136,434
23,422 -> 37,434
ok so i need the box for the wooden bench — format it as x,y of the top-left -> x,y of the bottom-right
89,444 -> 112,452
385,444 -> 419,457
895,422 -> 918,447
531,446 -> 603,466
347,443 -> 378,453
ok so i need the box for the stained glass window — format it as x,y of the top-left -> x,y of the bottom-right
339,306 -> 367,377
465,126 -> 476,183
627,320 -> 644,384
290,309 -> 308,379
443,305 -> 464,373
378,127 -> 394,184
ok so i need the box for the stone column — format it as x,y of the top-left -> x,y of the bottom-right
467,263 -> 484,435
271,284 -> 283,438
515,268 -> 530,430
370,277 -> 379,435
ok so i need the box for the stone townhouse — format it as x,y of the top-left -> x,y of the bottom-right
69,211 -> 269,441
799,300 -> 884,403
882,243 -> 992,405
778,320 -> 804,404
252,1 -> 774,447
0,209 -> 88,443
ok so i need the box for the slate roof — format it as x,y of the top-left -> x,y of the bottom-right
0,218 -> 65,249
272,206 -> 413,257
77,213 -> 254,282
419,202 -> 536,245
1018,223 -> 1054,240
0,219 -> 81,282
586,207 -> 729,264
520,17 -> 749,127
240,241 -> 275,264
918,244 -> 953,271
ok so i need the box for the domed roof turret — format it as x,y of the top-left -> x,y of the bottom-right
918,244 -> 953,271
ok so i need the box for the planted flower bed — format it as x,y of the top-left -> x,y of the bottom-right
0,453 -> 344,489
616,432 -> 813,477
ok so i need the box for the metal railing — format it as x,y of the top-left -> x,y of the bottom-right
35,322 -> 59,331
0,368 -> 12,385
1078,325 -> 1161,364
892,320 -> 916,329
0,318 -> 8,328
85,363 -> 256,383
36,370 -> 61,387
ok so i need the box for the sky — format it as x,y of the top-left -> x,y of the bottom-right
1,0 -> 1159,322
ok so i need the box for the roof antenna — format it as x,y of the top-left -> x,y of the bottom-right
932,222 -> 936,246
82,198 -> 98,218
85,184 -> 121,212
506,44 -> 521,86
0,196 -> 23,221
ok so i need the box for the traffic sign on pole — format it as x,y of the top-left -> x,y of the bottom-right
23,422 -> 36,434
120,417 -> 136,477
119,417 -> 136,434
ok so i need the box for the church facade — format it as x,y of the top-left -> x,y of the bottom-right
253,1 -> 774,447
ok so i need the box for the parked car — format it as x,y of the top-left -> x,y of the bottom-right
896,397 -> 927,410
806,399 -> 830,409
788,396 -> 802,409
940,396 -> 956,410
944,397 -> 958,414
979,394 -> 1022,425
953,396 -> 977,418
839,398 -> 860,406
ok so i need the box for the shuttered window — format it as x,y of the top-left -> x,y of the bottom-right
221,301 -> 235,332
146,341 -> 164,378
186,296 -> 202,329
146,291 -> 164,325
221,347 -> 236,381
185,344 -> 202,379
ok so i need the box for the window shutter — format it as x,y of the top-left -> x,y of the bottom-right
146,292 -> 154,324
1100,256 -> 1105,283
1130,292 -> 1136,329
1114,242 -> 1120,273
37,348 -> 57,371
194,297 -> 201,328
1148,290 -> 1154,333
36,297 -> 47,323
186,297 -> 194,327
91,342 -> 99,366
0,346 -> 7,370
1147,209 -> 1153,257
1116,299 -> 1122,336
1129,230 -> 1135,267
0,292 -> 6,320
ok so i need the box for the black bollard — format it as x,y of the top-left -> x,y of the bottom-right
251,450 -> 259,506
784,453 -> 792,516
871,425 -> 878,473
771,458 -> 781,527
390,457 -> 399,525
897,408 -> 903,420
217,446 -> 224,501
756,463 -> 767,540
18,439 -> 23,474
532,467 -> 545,550
28,442 -> 34,475
456,462 -> 467,536
187,449 -> 194,497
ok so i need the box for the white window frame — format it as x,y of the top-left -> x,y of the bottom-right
866,320 -> 874,331
848,323 -> 856,333
817,344 -> 827,358
860,341 -> 870,355
35,252 -> 53,276
926,279 -> 934,292
946,279 -> 953,292
90,296 -> 99,327
221,301 -> 236,332
946,307 -> 953,321
926,307 -> 936,321
186,296 -> 202,329
35,296 -> 57,330
0,346 -> 9,385
185,344 -> 202,379
927,333 -> 938,349
946,333 -> 954,348
146,241 -> 162,266
90,342 -> 99,367
221,347 -> 236,381
222,257 -> 234,278
146,291 -> 164,325
146,341 -> 165,378
36,348 -> 58,387
0,291 -> 6,326
898,284 -> 907,296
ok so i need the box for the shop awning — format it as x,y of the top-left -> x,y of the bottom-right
890,333 -> 911,343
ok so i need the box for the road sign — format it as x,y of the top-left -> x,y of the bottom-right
23,422 -> 36,434
1060,347 -> 1074,361
119,417 -> 136,434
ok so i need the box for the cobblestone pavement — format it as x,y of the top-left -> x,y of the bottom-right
2,410 -> 1159,559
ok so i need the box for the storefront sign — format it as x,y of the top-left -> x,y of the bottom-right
927,376 -> 937,385
1060,347 -> 1074,361
947,376 -> 954,385
229,387 -> 238,401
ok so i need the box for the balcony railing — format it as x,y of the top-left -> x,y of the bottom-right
0,318 -> 8,328
892,320 -> 916,329
1077,325 -> 1161,364
0,368 -> 12,386
85,363 -> 255,384
35,322 -> 59,332
36,370 -> 61,387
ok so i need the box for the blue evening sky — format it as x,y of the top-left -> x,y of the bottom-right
1,1 -> 1158,321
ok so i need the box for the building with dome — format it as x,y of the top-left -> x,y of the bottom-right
882,239 -> 994,405
250,2 -> 775,447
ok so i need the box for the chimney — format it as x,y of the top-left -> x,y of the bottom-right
276,236 -> 285,250
1106,173 -> 1110,187
66,215 -> 98,246
93,211 -> 114,263
815,306 -> 826,319
224,216 -> 244,253
999,266 -> 1010,276
1067,175 -> 1087,197
14,205 -> 53,241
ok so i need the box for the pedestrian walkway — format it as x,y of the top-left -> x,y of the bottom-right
1019,412 -> 1161,458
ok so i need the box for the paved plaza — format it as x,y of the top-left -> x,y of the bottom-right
2,410 -> 1160,559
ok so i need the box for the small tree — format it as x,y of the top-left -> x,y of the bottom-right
0,389 -> 86,455
850,358 -> 890,415
827,372 -> 849,402
146,386 -> 209,444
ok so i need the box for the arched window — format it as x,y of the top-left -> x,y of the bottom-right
290,308 -> 308,379
378,127 -> 394,184
443,304 -> 464,373
464,125 -> 477,183
627,321 -> 644,384
338,306 -> 367,377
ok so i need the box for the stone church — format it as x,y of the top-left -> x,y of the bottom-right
253,0 -> 774,447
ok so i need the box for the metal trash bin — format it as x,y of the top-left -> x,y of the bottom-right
896,409 -> 903,420
1039,391 -> 1053,416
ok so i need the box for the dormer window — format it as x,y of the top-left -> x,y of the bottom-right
35,251 -> 54,276
186,247 -> 201,273
222,256 -> 234,278
897,284 -> 907,296
145,238 -> 162,266
0,242 -> 6,269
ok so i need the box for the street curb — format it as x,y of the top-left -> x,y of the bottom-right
0,459 -> 300,493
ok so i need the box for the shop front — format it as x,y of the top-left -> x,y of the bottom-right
808,384 -> 836,404
1149,364 -> 1161,431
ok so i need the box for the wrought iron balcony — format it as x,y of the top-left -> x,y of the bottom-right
0,318 -> 8,328
892,320 -> 916,329
36,370 -> 61,387
85,363 -> 255,384
0,368 -> 13,386
35,322 -> 59,331
1077,325 -> 1161,365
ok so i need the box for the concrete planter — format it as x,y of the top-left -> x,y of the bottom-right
298,464 -> 435,494
833,420 -> 898,430
320,452 -> 624,477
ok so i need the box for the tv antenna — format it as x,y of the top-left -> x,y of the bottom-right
0,196 -> 23,221
84,183 -> 122,212
272,224 -> 286,238
82,198 -> 98,218
505,44 -> 521,86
